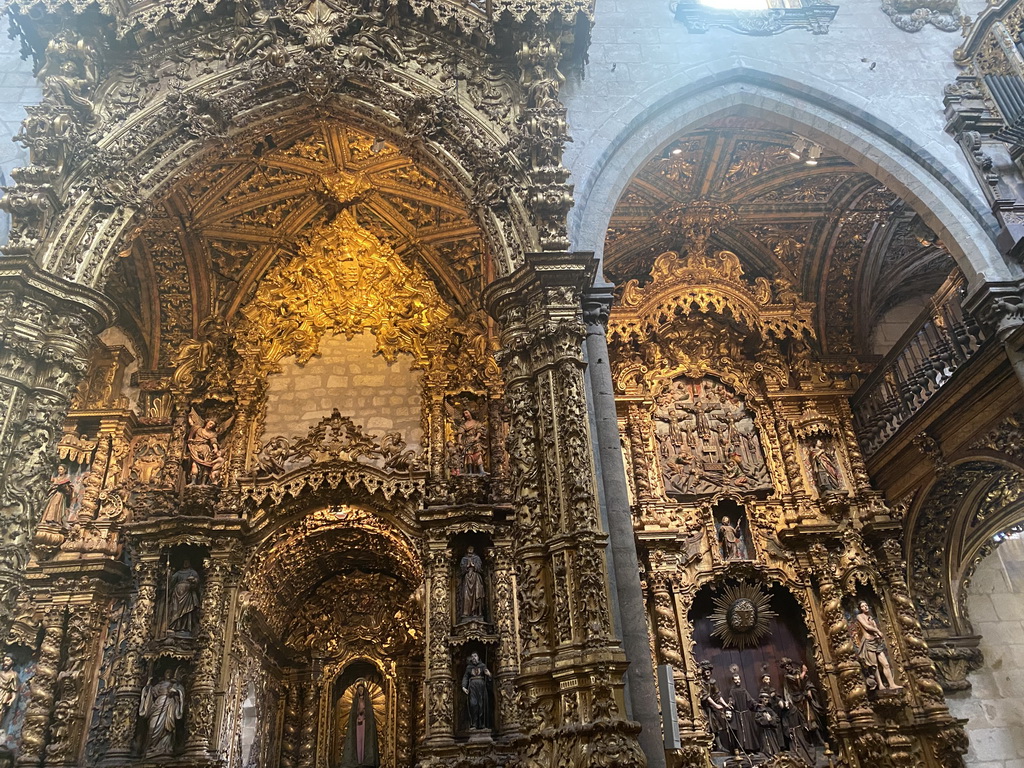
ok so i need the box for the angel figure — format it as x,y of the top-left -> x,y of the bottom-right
445,403 -> 487,475
186,409 -> 234,486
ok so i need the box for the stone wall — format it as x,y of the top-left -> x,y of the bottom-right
262,332 -> 424,452
947,534 -> 1024,767
562,0 -> 1001,280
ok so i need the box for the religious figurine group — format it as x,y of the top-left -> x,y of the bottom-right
654,378 -> 772,498
698,659 -> 824,764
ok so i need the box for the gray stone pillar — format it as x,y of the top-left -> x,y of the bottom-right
583,285 -> 666,768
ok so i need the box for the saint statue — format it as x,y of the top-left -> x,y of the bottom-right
340,682 -> 379,768
0,654 -> 18,725
458,546 -> 487,622
697,660 -> 734,752
139,668 -> 185,757
39,465 -> 74,528
753,692 -> 784,756
717,516 -> 743,561
185,409 -> 232,485
726,665 -> 759,754
446,405 -> 487,475
167,561 -> 201,636
854,600 -> 901,690
462,653 -> 492,730
808,438 -> 843,493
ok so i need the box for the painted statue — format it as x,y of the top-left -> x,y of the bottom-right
717,516 -> 744,560
854,600 -> 901,690
753,692 -> 784,756
185,409 -> 233,485
462,653 -> 492,730
697,660 -> 734,752
458,547 -> 487,621
446,405 -> 487,475
726,665 -> 759,753
341,682 -> 380,768
167,561 -> 201,636
39,465 -> 74,528
139,669 -> 185,757
808,438 -> 843,493
0,654 -> 18,724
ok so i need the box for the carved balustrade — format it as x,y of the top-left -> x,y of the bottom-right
851,274 -> 988,459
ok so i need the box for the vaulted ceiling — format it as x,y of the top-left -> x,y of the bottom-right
106,121 -> 489,368
604,119 -> 955,356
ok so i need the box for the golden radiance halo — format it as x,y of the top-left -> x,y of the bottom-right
708,581 -> 777,650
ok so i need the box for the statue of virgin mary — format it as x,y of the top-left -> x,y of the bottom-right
340,681 -> 379,768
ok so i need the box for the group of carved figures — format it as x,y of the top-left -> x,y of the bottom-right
654,378 -> 772,498
698,659 -> 823,763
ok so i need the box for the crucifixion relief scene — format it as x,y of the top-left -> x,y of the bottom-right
1,0 -> 1024,767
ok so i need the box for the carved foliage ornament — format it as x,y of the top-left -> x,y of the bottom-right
237,210 -> 452,371
882,0 -> 962,33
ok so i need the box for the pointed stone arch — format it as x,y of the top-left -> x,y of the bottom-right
569,70 -> 1016,291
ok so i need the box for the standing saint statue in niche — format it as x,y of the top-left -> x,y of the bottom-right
458,546 -> 487,622
854,600 -> 902,691
167,561 -> 201,637
341,682 -> 380,768
446,403 -> 488,475
185,409 -> 233,485
139,668 -> 185,757
462,652 -> 492,730
717,516 -> 746,561
808,437 -> 843,493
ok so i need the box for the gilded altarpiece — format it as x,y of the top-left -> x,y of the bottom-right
608,241 -> 966,767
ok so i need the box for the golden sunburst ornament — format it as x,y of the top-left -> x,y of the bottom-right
708,582 -> 777,650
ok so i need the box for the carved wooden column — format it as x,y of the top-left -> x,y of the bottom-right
280,679 -> 301,768
486,251 -> 645,768
0,259 -> 114,621
423,543 -> 454,745
104,556 -> 159,763
296,676 -> 318,768
490,540 -> 520,737
185,555 -> 232,758
46,602 -> 106,766
16,607 -> 65,767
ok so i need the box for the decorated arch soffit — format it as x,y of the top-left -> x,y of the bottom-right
605,119 -> 956,357
906,449 -> 1024,637
2,0 -> 591,314
243,505 -> 423,657
112,122 -> 493,371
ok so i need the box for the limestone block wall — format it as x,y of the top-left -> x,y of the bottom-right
563,0 -> 996,267
947,534 -> 1024,767
262,332 -> 424,452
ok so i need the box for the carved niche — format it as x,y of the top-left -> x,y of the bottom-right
653,376 -> 772,499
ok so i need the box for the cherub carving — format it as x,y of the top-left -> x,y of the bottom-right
186,409 -> 234,485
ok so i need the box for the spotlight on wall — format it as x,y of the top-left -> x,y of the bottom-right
371,137 -> 386,153
789,135 -> 823,165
